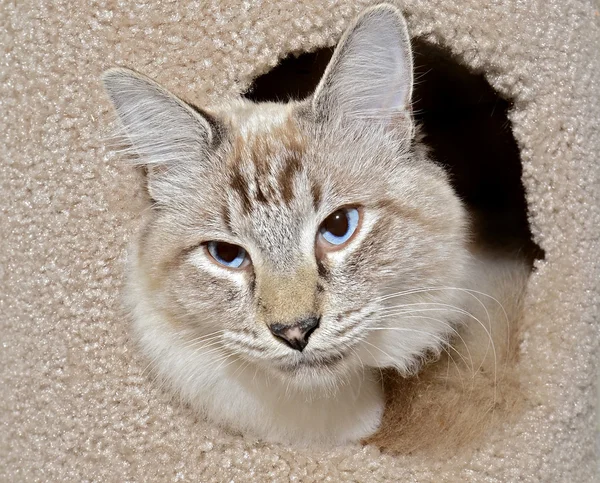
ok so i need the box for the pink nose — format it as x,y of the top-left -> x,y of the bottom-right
268,317 -> 320,352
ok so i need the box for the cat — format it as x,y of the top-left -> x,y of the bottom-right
102,4 -> 529,448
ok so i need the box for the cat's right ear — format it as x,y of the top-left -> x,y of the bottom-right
102,68 -> 213,202
311,5 -> 413,134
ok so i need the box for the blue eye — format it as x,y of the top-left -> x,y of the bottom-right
207,241 -> 248,269
318,207 -> 360,247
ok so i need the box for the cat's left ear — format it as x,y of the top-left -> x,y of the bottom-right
102,68 -> 216,203
312,5 -> 413,133
102,68 -> 213,166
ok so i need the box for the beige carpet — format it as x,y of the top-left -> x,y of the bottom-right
1,0 -> 599,481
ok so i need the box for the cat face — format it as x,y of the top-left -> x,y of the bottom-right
104,6 -> 469,391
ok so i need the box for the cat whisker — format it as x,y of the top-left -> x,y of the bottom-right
375,285 -> 507,322
212,351 -> 238,373
376,305 -> 499,354
180,348 -> 234,388
368,306 -> 499,406
359,342 -> 385,389
364,325 -> 473,390
374,305 -> 497,377
182,330 -> 226,345
231,359 -> 253,379
179,330 -> 227,350
189,344 -> 233,361
369,305 -> 491,370
372,288 -> 502,393
349,346 -> 366,394
182,339 -> 224,354
377,300 -> 481,313
365,323 -> 474,375
221,336 -> 266,354
375,285 -> 509,334
252,363 -> 260,384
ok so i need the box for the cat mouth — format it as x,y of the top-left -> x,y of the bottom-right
277,352 -> 346,372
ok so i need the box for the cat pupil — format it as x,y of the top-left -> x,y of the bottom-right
216,242 -> 240,263
324,210 -> 349,237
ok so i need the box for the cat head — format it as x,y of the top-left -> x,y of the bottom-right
103,5 -> 469,391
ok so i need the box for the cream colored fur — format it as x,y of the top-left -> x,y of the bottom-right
3,0 -> 598,480
102,5 -> 528,446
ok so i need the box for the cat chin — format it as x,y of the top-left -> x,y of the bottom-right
260,355 -> 355,392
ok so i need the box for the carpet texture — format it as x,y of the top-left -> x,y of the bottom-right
1,0 -> 599,481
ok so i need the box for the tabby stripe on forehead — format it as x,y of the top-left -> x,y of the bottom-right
250,142 -> 277,204
277,152 -> 302,204
317,259 -> 331,281
254,176 -> 268,203
230,168 -> 252,213
255,151 -> 281,204
310,179 -> 322,210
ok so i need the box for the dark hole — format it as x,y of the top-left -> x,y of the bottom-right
245,48 -> 335,103
244,42 -> 543,263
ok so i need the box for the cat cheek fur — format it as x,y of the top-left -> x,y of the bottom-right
103,4 -> 514,447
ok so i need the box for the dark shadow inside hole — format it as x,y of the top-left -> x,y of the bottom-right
244,42 -> 543,263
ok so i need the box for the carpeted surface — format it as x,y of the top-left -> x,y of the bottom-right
1,0 -> 598,481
